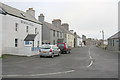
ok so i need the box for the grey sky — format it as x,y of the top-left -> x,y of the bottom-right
0,0 -> 119,39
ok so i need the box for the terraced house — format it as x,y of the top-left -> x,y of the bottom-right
0,2 -> 42,56
38,14 -> 64,44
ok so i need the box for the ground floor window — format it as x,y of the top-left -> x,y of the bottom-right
15,39 -> 18,47
25,41 -> 29,45
53,40 -> 55,45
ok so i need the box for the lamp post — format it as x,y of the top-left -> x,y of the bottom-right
100,30 -> 104,45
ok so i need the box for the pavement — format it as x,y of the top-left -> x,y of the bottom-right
2,45 -> 118,78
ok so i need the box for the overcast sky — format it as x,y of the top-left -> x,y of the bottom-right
0,0 -> 119,39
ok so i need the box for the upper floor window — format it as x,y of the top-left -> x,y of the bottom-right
35,28 -> 37,34
57,31 -> 59,37
26,26 -> 29,33
15,23 -> 18,31
60,32 -> 62,38
53,30 -> 55,37
65,34 -> 66,38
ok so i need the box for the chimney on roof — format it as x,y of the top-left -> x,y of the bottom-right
62,23 -> 69,30
52,19 -> 61,27
26,8 -> 35,17
70,30 -> 74,34
38,13 -> 44,22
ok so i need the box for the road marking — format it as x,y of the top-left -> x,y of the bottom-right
87,46 -> 93,68
3,70 -> 75,77
87,60 -> 93,68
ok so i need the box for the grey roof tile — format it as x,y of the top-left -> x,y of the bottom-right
0,2 -> 42,24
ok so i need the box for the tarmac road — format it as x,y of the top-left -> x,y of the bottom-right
2,45 -> 118,78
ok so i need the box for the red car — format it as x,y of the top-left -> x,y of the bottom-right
57,43 -> 71,54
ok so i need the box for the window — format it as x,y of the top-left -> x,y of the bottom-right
60,32 -> 62,38
15,39 -> 18,47
57,31 -> 59,37
65,34 -> 66,38
53,30 -> 55,37
113,40 -> 114,46
53,40 -> 55,45
15,23 -> 18,31
26,26 -> 29,33
35,28 -> 37,34
25,41 -> 29,45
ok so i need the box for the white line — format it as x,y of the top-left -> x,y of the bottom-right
87,46 -> 93,68
3,70 -> 75,77
87,60 -> 93,68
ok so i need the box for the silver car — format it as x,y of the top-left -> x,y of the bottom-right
39,45 -> 61,58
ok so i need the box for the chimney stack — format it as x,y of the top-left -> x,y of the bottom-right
61,23 -> 69,30
38,13 -> 44,22
52,19 -> 61,27
26,8 -> 35,17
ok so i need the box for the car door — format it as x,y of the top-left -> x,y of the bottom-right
52,46 -> 59,55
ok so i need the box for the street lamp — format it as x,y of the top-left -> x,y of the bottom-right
100,30 -> 104,44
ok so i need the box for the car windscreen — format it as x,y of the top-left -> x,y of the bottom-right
41,46 -> 51,49
58,44 -> 64,47
52,46 -> 58,49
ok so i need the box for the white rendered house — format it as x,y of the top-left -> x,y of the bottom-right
0,2 -> 42,56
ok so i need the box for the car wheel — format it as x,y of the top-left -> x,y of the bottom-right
40,55 -> 43,58
58,52 -> 61,56
51,54 -> 54,58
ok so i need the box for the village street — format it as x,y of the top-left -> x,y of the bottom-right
2,45 -> 118,78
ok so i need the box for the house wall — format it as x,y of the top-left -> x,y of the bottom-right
67,34 -> 74,47
108,39 -> 119,51
0,14 -> 2,57
2,14 -> 42,56
42,24 -> 50,43
77,37 -> 82,47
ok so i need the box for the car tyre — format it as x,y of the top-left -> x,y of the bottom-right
51,54 -> 54,58
58,52 -> 61,56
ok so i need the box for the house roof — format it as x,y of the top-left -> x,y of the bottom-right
60,26 -> 74,35
108,31 -> 120,39
0,2 -> 42,24
43,21 -> 62,32
77,35 -> 81,38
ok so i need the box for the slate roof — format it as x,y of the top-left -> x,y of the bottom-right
43,21 -> 62,32
60,26 -> 74,35
0,2 -> 42,24
108,31 -> 120,39
77,35 -> 81,38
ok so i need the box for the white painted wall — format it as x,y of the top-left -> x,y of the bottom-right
0,14 -> 2,57
2,14 -> 42,56
77,37 -> 82,47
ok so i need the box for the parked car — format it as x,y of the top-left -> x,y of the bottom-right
39,45 -> 61,58
57,43 -> 71,54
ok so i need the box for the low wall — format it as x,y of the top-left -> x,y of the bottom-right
2,47 -> 39,56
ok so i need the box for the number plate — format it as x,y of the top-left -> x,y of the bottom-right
43,51 -> 47,53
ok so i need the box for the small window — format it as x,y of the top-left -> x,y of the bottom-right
57,31 -> 59,37
15,39 -> 18,47
53,40 -> 55,45
20,13 -> 25,17
35,28 -> 37,34
60,32 -> 62,38
65,34 -> 66,38
113,40 -> 114,47
53,30 -> 55,37
15,23 -> 18,31
25,41 -> 29,45
26,26 -> 29,33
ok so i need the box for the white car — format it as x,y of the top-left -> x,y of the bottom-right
39,45 -> 61,58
